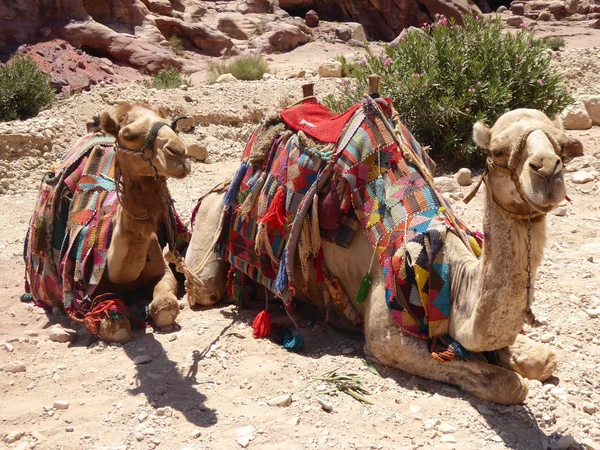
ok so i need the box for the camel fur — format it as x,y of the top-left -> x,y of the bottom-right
185,107 -> 567,404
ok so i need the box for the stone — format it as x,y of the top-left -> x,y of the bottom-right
434,176 -> 461,193
538,11 -> 553,20
553,206 -> 567,216
581,95 -> 600,126
187,143 -> 208,162
586,308 -> 600,318
562,101 -> 592,130
155,385 -> 167,395
511,2 -> 526,14
455,168 -> 472,186
582,439 -> 600,450
572,171 -> 595,184
541,333 -> 556,343
317,398 -> 333,412
565,0 -> 579,13
267,393 -> 292,407
438,423 -> 458,434
216,73 -> 238,83
564,138 -> 584,157
583,402 -> 597,414
549,0 -> 566,16
49,326 -> 75,343
53,400 -> 70,410
305,9 -> 319,27
335,23 -> 367,42
318,59 -> 342,78
3,342 -> 14,352
1,361 -> 26,373
249,22 -> 308,53
440,435 -> 457,443
591,19 -> 600,29
192,429 -> 202,439
507,16 -> 525,27
341,347 -> 354,354
215,13 -> 249,40
477,404 -> 494,416
4,431 -> 23,444
133,355 -> 152,365
237,436 -> 250,448
557,434 -> 574,450
497,5 -> 508,12
550,387 -> 567,400
423,418 -> 441,430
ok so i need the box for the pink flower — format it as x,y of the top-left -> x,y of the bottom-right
465,107 -> 471,112
383,57 -> 393,66
358,59 -> 366,66
411,73 -> 422,78
520,23 -> 529,30
474,15 -> 481,21
537,79 -> 544,86
423,83 -> 428,87
468,87 -> 476,93
507,93 -> 512,98
477,81 -> 482,87
552,52 -> 559,60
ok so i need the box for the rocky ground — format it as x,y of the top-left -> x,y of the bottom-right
1,18 -> 600,450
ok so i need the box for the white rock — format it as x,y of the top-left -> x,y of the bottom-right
3,342 -> 14,352
4,431 -> 23,444
582,439 -> 600,450
133,355 -> 152,365
434,176 -> 461,193
586,308 -> 600,318
581,95 -> 600,126
423,418 -> 440,430
553,206 -> 568,216
562,101 -> 592,130
317,398 -> 333,412
1,361 -> 26,373
138,412 -> 148,422
550,387 -> 567,401
215,73 -> 238,83
267,393 -> 292,407
237,436 -> 250,448
557,434 -> 574,450
192,429 -> 202,439
236,426 -> 255,437
440,435 -> 457,443
49,327 -> 75,343
454,168 -> 472,186
541,333 -> 556,343
53,400 -> 69,410
409,404 -> 421,414
572,171 -> 596,184
437,423 -> 458,434
583,402 -> 597,414
318,59 -> 342,78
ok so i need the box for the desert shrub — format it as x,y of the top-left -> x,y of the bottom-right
334,55 -> 362,78
169,35 -> 184,55
544,36 -> 565,51
208,55 -> 270,82
150,66 -> 189,89
0,54 -> 55,122
326,15 -> 573,165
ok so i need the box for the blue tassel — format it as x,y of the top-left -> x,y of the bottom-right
281,329 -> 304,352
273,251 -> 288,295
375,175 -> 386,215
224,161 -> 248,207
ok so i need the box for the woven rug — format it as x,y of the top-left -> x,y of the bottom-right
212,97 -> 483,352
23,134 -> 187,328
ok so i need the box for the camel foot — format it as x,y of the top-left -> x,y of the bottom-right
98,316 -> 133,343
462,359 -> 529,404
497,334 -> 557,381
187,278 -> 226,307
149,293 -> 179,327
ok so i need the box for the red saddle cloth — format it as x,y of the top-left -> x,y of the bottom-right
280,100 -> 360,143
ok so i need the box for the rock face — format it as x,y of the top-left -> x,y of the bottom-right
335,23 -> 367,41
562,101 -> 593,130
278,0 -> 481,41
508,0 -> 600,21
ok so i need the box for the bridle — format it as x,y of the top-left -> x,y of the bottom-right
463,127 -> 565,326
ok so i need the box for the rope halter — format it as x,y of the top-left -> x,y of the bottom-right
464,127 -> 564,220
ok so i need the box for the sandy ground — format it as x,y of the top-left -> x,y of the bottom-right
1,19 -> 600,450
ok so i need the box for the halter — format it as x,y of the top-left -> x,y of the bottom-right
464,127 -> 565,326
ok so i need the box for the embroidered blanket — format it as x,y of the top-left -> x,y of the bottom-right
213,97 -> 482,346
23,134 -> 187,325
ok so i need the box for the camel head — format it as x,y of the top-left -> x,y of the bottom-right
473,109 -> 567,217
100,102 -> 191,179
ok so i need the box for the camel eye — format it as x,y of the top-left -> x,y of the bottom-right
492,150 -> 504,158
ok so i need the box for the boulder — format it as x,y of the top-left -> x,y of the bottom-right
592,19 -> 600,29
434,176 -> 461,193
497,5 -> 508,12
216,14 -> 249,40
581,95 -> 600,126
564,138 -> 584,157
305,9 -> 319,27
238,0 -> 275,14
318,59 -> 342,78
571,170 -> 596,184
187,143 -> 208,162
537,11 -> 553,20
454,168 -> 472,186
548,0 -> 566,16
216,73 -> 238,83
140,0 -> 173,15
507,15 -> 525,26
511,2 -> 526,14
154,17 -> 236,56
564,0 -> 579,13
335,23 -> 367,42
562,101 -> 593,130
249,22 -> 308,53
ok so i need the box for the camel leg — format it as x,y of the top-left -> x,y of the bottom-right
148,238 -> 179,327
496,333 -> 557,381
363,281 -> 529,405
98,316 -> 133,343
185,192 -> 229,307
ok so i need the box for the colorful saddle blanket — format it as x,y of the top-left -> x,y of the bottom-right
215,97 -> 482,346
23,134 -> 186,324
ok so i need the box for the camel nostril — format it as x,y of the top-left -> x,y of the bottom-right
529,162 -> 541,172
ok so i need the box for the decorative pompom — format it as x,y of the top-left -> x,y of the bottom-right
261,185 -> 286,231
356,272 -> 372,305
252,310 -> 271,339
223,161 -> 248,207
273,251 -> 288,295
281,329 -> 304,352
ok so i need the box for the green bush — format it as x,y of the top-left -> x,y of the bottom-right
208,55 -> 270,82
334,55 -> 362,78
150,66 -> 189,90
169,35 -> 184,55
325,15 -> 573,165
544,36 -> 565,51
0,54 -> 55,122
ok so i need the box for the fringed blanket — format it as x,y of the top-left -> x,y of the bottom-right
213,97 -> 482,358
23,134 -> 186,331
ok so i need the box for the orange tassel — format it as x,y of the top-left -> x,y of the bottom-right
252,310 -> 271,339
261,185 -> 286,232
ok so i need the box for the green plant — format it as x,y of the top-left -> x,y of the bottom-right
314,369 -> 372,404
150,66 -> 190,90
0,54 -> 55,122
544,36 -> 565,51
208,55 -> 270,82
334,55 -> 362,78
169,35 -> 184,55
253,21 -> 265,35
326,14 -> 573,166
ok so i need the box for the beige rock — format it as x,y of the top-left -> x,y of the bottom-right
581,95 -> 600,125
249,22 -> 308,53
434,176 -> 461,193
0,361 -> 26,373
507,16 -> 525,27
267,393 -> 292,407
455,168 -> 472,186
335,23 -> 367,42
572,170 -> 595,183
187,143 -> 209,162
562,101 -> 592,130
318,59 -> 342,78
215,73 -> 238,83
49,326 -> 75,343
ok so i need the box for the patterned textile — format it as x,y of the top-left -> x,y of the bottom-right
23,134 -> 187,327
213,97 -> 482,345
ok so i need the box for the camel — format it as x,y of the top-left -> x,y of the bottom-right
23,103 -> 190,343
184,91 -> 569,403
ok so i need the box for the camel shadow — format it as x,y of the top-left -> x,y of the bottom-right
121,330 -> 218,429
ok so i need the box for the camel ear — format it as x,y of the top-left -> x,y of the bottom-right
473,121 -> 491,150
100,111 -> 119,137
157,106 -> 168,119
551,114 -> 564,131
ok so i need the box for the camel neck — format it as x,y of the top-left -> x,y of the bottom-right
449,193 -> 546,352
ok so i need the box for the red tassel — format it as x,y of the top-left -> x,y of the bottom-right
261,185 -> 286,232
315,248 -> 324,282
252,310 -> 271,339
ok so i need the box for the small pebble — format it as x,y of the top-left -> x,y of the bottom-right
583,402 -> 597,415
267,393 -> 292,407
133,355 -> 152,365
53,400 -> 69,410
155,386 -> 167,395
192,429 -> 202,439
